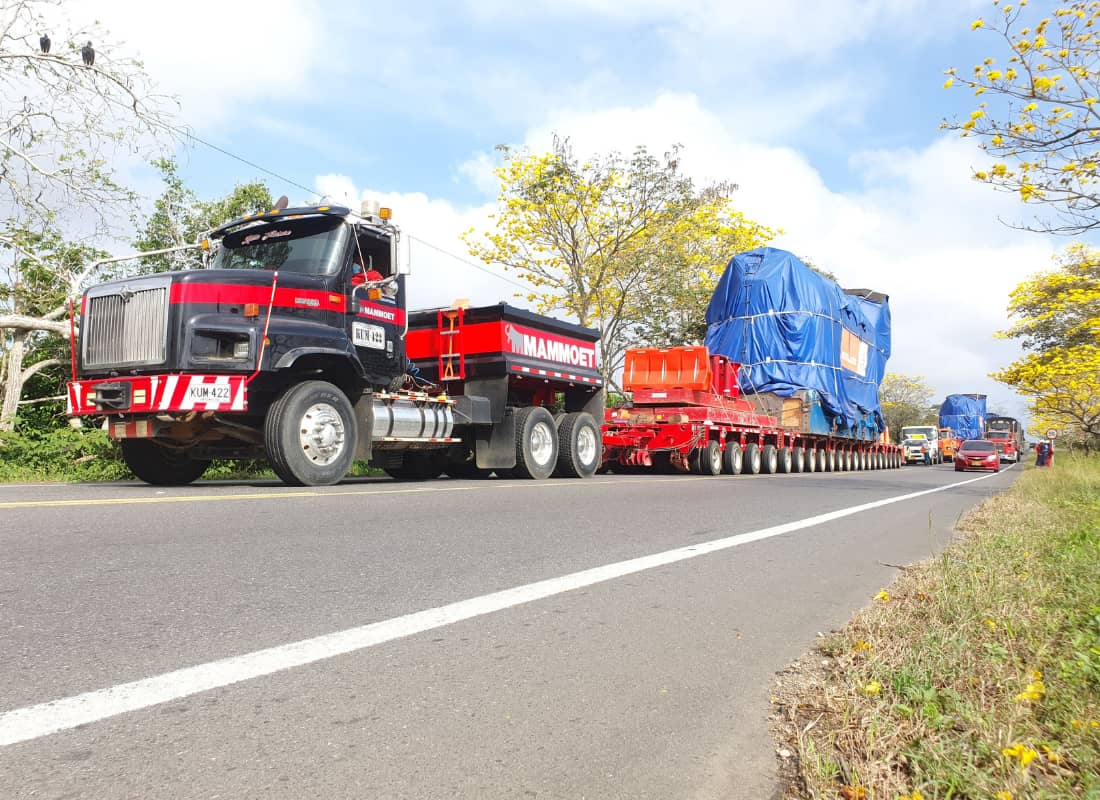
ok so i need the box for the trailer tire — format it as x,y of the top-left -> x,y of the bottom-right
511,406 -> 559,480
777,447 -> 793,474
759,443 -> 777,474
722,442 -> 743,475
791,446 -> 804,473
803,447 -> 816,472
825,450 -> 836,472
119,440 -> 210,486
743,442 -> 762,475
264,380 -> 357,486
386,451 -> 447,481
693,440 -> 721,475
815,448 -> 826,472
554,412 -> 601,478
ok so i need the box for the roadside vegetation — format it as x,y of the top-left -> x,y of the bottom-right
773,455 -> 1100,799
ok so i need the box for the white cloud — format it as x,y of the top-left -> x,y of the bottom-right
313,174 -> 521,311
459,91 -> 1055,417
63,1 -> 329,123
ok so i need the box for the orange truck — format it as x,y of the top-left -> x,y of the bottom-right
938,427 -> 960,460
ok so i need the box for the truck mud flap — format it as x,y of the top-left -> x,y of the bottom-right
475,408 -> 517,470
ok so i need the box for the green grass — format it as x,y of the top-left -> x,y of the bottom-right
0,427 -> 383,483
775,455 -> 1100,799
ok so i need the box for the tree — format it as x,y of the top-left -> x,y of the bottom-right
0,0 -> 176,232
993,345 -> 1100,442
0,0 -> 177,431
0,231 -> 106,429
943,2 -> 1100,233
879,373 -> 937,440
132,159 -> 273,273
993,243 -> 1100,446
997,242 -> 1100,351
464,137 -> 775,385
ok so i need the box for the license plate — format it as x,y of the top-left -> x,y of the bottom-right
185,384 -> 231,402
970,459 -> 982,465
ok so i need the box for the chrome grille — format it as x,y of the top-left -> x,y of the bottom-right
84,286 -> 169,368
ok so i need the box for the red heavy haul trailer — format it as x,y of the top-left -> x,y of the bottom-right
602,346 -> 902,475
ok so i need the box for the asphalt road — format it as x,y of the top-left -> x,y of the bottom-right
0,462 -> 1018,799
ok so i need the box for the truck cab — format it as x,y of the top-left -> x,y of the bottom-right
68,202 -> 604,486
900,425 -> 941,464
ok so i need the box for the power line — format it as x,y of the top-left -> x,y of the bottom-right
408,235 -> 530,291
172,125 -> 325,200
127,104 -> 530,292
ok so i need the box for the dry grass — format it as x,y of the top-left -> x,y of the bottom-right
772,455 -> 1100,799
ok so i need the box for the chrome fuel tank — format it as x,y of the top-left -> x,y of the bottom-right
371,397 -> 454,439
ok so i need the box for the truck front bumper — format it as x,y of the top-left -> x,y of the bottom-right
67,375 -> 248,416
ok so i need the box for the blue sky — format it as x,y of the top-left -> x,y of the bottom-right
82,0 -> 1070,420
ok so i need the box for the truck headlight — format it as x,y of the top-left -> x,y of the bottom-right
193,331 -> 251,361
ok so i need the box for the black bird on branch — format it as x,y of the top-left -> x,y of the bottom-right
81,41 -> 94,66
39,33 -> 50,54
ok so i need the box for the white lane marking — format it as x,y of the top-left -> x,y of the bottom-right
0,466 -> 1012,747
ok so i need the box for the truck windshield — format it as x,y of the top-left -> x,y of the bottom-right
211,216 -> 348,276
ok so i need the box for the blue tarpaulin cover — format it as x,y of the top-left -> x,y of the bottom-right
704,247 -> 890,432
938,394 -> 987,440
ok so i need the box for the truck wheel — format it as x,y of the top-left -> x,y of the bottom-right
511,406 -> 558,479
816,448 -> 827,472
761,444 -> 778,474
777,447 -> 793,473
694,440 -> 722,475
554,412 -> 601,478
791,446 -> 804,473
386,451 -> 446,481
804,447 -> 816,472
742,442 -> 761,475
722,442 -> 743,474
264,380 -> 357,486
119,439 -> 210,486
825,450 -> 836,472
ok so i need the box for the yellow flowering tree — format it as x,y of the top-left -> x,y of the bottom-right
992,244 -> 1100,444
944,1 -> 1100,232
464,137 -> 775,385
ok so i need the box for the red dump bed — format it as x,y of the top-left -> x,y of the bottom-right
406,303 -> 603,387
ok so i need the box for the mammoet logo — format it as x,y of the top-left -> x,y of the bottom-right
503,323 -> 597,369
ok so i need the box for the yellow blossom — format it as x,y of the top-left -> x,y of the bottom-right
972,18 -> 984,29
899,791 -> 925,800
971,109 -> 986,119
984,618 -> 997,630
997,792 -> 1013,800
1042,745 -> 1062,763
944,77 -> 954,89
875,590 -> 890,602
852,640 -> 872,652
863,681 -> 882,695
1002,744 -> 1039,768
988,70 -> 1003,80
1024,102 -> 1038,111
975,171 -> 989,180
992,163 -> 1009,177
1071,719 -> 1085,728
1031,669 -> 1043,680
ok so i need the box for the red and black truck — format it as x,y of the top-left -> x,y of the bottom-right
66,203 -> 605,486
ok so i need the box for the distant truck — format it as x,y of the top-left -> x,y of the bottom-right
985,415 -> 1025,463
938,427 -> 960,460
900,425 -> 942,464
938,393 -> 987,441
